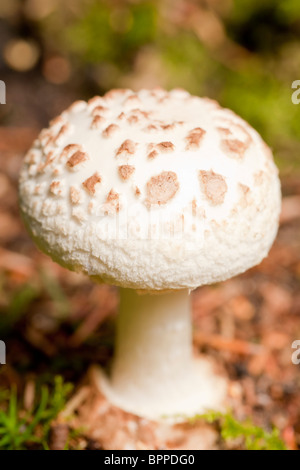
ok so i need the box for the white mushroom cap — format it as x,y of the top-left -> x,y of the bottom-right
19,88 -> 281,291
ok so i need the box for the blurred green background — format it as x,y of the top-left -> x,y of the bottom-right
0,0 -> 300,172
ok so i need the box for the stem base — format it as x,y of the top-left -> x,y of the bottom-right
95,357 -> 227,421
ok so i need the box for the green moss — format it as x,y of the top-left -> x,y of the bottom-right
192,410 -> 287,450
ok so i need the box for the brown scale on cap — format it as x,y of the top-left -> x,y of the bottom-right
49,181 -> 63,196
221,139 -> 249,159
37,151 -> 55,174
34,183 -> 45,195
217,127 -> 231,136
148,149 -> 159,159
82,172 -> 102,195
135,186 -> 141,197
157,141 -> 175,153
254,171 -> 265,186
118,165 -> 135,180
133,109 -> 151,118
24,150 -> 38,165
144,124 -> 159,133
92,105 -> 108,116
125,109 -> 150,125
44,151 -> 55,166
239,183 -> 249,194
117,112 -> 126,121
52,126 -> 69,145
49,115 -> 64,127
70,186 -> 82,205
127,115 -> 139,125
102,124 -> 120,138
145,171 -> 179,207
199,170 -> 227,205
147,141 -> 174,158
103,189 -> 120,214
60,144 -> 81,160
192,199 -> 197,217
160,123 -> 175,131
116,139 -> 136,157
217,121 -> 252,160
39,129 -> 53,148
124,94 -> 140,105
42,132 -> 53,147
130,108 -> 151,119
150,88 -> 168,102
191,199 -> 206,218
88,201 -> 94,215
54,124 -> 70,144
238,183 -> 251,209
91,115 -> 105,130
66,150 -> 89,168
126,93 -> 140,101
185,128 -> 206,150
158,95 -> 169,104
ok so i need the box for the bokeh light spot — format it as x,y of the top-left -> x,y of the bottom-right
4,39 -> 40,72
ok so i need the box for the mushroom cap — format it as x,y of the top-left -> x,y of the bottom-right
19,88 -> 281,291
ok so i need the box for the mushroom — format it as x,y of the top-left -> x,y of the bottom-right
19,88 -> 281,420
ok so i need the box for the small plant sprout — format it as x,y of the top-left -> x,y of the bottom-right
19,89 -> 281,420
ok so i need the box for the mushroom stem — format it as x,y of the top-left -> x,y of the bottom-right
112,288 -> 192,397
96,288 -> 226,419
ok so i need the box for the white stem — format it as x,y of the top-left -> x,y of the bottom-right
97,288 -> 227,419
111,289 -> 192,398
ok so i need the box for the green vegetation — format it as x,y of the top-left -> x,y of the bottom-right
59,0 -> 300,172
3,0 -> 300,171
0,376 -> 73,450
193,410 -> 286,450
66,2 -> 157,65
